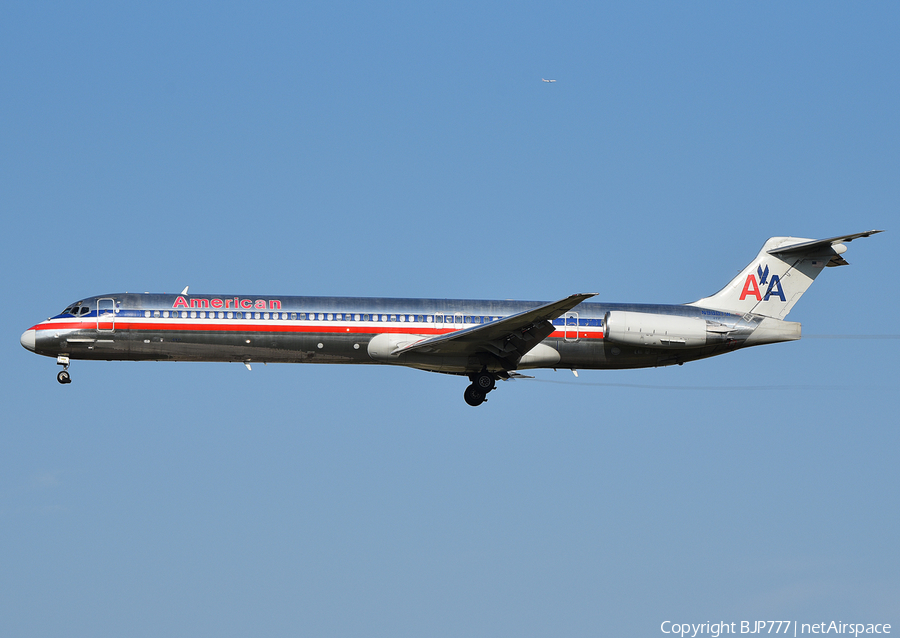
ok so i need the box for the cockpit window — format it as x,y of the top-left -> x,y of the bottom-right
59,301 -> 90,316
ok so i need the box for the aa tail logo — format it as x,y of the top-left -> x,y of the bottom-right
739,265 -> 785,302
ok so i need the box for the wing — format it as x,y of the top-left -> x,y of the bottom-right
391,292 -> 597,369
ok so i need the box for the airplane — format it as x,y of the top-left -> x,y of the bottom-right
542,78 -> 556,82
20,231 -> 882,406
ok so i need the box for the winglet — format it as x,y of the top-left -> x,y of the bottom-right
181,285 -> 189,295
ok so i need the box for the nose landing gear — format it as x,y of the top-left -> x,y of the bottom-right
56,356 -> 72,384
463,371 -> 496,406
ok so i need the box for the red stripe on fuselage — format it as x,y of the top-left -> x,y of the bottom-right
32,320 -> 605,339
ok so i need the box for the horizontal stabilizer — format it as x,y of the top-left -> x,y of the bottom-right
768,230 -> 883,266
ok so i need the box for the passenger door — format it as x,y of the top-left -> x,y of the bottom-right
97,298 -> 116,332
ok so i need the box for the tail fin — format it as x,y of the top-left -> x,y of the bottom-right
688,231 -> 882,319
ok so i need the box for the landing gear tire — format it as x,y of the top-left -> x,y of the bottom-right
473,372 -> 495,393
464,384 -> 486,407
57,370 -> 71,384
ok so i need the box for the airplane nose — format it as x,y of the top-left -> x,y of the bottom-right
20,329 -> 36,352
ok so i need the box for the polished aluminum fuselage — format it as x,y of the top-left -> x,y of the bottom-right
24,292 -> 760,374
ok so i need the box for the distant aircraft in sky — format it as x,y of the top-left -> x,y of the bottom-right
542,78 -> 556,82
20,232 -> 882,406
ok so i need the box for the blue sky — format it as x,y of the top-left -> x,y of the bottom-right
2,2 -> 898,636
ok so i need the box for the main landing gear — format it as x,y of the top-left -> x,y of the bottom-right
57,356 -> 72,384
464,371 -> 496,407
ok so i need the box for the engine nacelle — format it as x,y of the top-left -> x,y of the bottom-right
604,311 -> 710,348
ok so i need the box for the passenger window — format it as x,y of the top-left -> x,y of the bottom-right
434,316 -> 441,324
163,311 -> 169,318
153,310 -> 160,318
354,314 -> 361,321
291,313 -> 296,320
144,310 -> 151,318
254,312 -> 261,320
